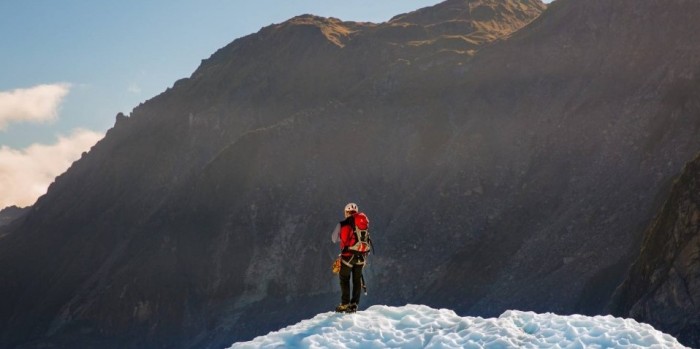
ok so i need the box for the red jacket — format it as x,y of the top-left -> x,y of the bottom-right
339,215 -> 355,257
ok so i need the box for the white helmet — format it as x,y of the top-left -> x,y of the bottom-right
344,202 -> 358,213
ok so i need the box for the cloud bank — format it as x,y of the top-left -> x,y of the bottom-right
0,83 -> 71,130
0,129 -> 104,208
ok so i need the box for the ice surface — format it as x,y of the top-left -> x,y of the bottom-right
229,304 -> 688,349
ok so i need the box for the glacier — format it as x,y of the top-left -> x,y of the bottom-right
228,304 -> 687,349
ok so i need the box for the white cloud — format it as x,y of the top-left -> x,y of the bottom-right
0,129 -> 104,208
127,84 -> 142,94
0,83 -> 71,130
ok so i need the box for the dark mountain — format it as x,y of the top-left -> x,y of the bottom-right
609,151 -> 700,348
0,206 -> 29,228
419,0 -> 700,320
1,0 -> 700,348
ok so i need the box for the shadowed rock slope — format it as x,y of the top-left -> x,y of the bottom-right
1,0 -> 700,348
418,0 -> 700,323
0,206 -> 28,228
609,152 -> 700,348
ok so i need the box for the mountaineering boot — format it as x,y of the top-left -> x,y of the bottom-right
335,304 -> 350,313
346,303 -> 358,313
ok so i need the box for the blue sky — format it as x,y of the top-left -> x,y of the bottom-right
0,0 -> 551,208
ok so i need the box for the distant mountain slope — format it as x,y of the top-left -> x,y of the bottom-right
609,152 -> 700,348
2,0 -> 700,348
0,206 -> 27,241
0,206 -> 28,228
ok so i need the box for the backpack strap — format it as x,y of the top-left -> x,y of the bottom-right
347,214 -> 362,242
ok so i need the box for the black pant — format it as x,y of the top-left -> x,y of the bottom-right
339,257 -> 364,305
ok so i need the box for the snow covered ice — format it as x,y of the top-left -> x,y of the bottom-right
229,304 -> 688,349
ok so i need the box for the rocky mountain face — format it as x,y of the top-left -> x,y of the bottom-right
1,0 -> 700,348
0,206 -> 28,228
418,0 -> 700,320
0,206 -> 30,237
609,152 -> 700,348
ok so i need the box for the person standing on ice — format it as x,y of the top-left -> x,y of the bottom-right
331,202 -> 372,313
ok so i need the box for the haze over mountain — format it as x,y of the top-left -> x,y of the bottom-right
1,0 -> 699,348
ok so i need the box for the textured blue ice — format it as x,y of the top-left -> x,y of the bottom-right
229,304 -> 687,349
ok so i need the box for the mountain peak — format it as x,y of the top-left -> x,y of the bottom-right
271,14 -> 363,48
390,0 -> 546,39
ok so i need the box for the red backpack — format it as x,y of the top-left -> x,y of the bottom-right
347,213 -> 372,254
